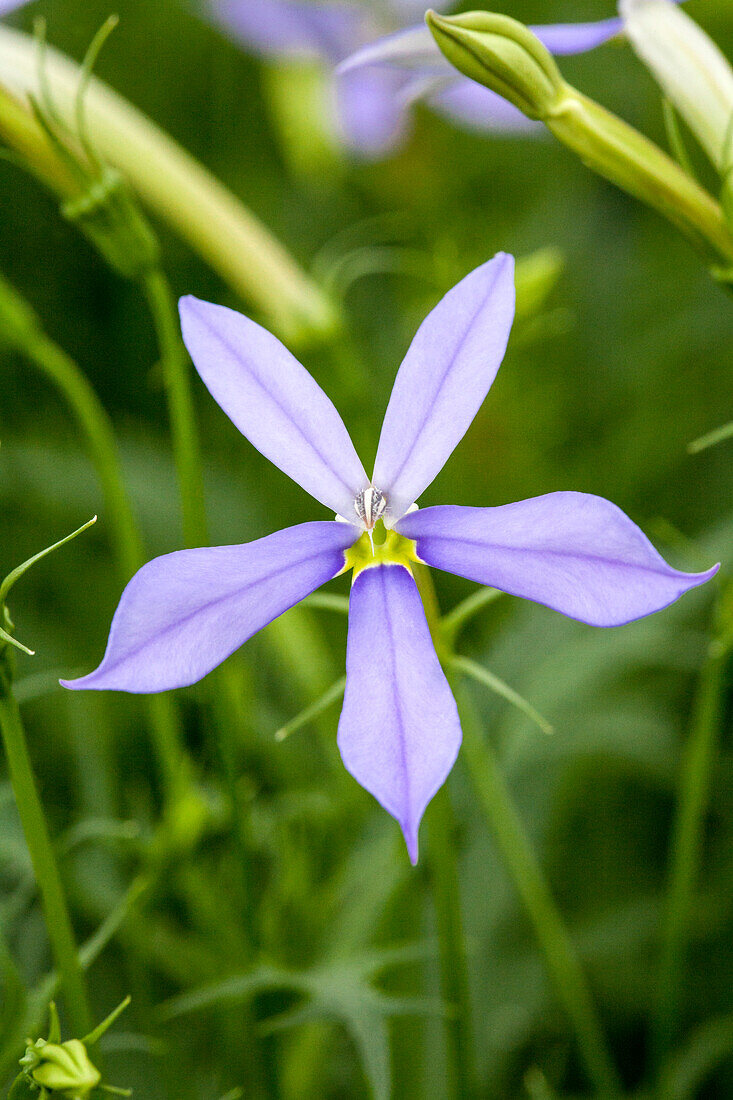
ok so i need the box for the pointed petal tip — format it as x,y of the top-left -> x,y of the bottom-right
402,821 -> 420,865
697,561 -> 721,586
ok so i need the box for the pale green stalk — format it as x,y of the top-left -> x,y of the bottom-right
0,26 -> 337,345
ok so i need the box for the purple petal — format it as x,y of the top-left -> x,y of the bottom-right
430,77 -> 543,133
209,0 -> 365,62
338,564 -> 461,863
388,0 -> 454,19
397,495 -> 719,627
337,25 -> 443,77
0,1 -> 29,12
61,522 -> 356,693
336,65 -> 412,156
180,297 -> 368,520
373,254 -> 515,521
531,17 -> 623,56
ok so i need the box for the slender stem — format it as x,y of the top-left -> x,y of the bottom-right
0,273 -> 141,578
0,272 -> 192,806
0,671 -> 92,1036
425,787 -> 477,1099
652,585 -> 732,1073
141,268 -> 208,550
457,690 -> 621,1098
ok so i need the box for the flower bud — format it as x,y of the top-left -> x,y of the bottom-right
620,0 -> 733,175
28,1039 -> 101,1095
426,10 -> 563,120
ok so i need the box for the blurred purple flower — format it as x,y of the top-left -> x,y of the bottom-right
207,0 -> 534,154
0,1 -> 30,14
62,253 -> 717,861
338,1 -> 687,138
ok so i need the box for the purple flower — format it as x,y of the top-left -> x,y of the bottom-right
206,0 -> 530,154
0,1 -> 30,13
62,253 -> 718,862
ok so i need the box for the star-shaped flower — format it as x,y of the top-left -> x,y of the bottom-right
62,253 -> 717,861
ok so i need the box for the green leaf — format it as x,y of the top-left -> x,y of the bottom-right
451,655 -> 554,735
274,676 -> 346,742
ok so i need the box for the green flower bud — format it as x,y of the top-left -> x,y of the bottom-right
29,1039 -> 101,1096
426,10 -> 563,120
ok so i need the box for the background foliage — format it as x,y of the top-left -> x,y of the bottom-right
0,1 -> 731,1097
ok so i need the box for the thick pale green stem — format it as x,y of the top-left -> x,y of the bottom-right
0,26 -> 337,345
0,671 -> 91,1037
653,584 -> 732,1074
546,86 -> 733,267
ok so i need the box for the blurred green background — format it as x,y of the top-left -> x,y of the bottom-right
0,1 -> 731,1097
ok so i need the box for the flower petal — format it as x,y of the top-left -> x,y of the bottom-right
338,564 -> 462,863
209,0 -> 364,61
336,65 -> 412,156
531,17 -> 623,56
430,77 -> 544,132
0,1 -> 30,13
61,522 -> 356,693
397,495 -> 719,627
180,296 -> 368,519
373,253 -> 515,521
389,0 -> 454,18
337,25 -> 443,77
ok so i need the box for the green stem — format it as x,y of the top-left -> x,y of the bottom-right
141,268 -> 208,550
0,272 -> 192,807
652,584 -> 732,1073
0,272 -> 141,578
425,787 -> 477,1099
457,691 -> 621,1098
0,671 -> 92,1036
